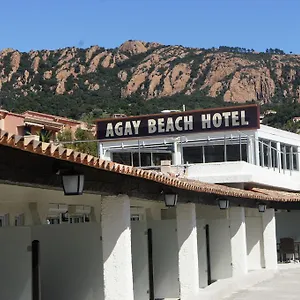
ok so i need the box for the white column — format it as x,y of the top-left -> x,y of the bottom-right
254,132 -> 260,166
247,136 -> 253,164
176,203 -> 199,299
262,208 -> 278,269
230,207 -> 248,277
101,195 -> 134,300
172,141 -> 182,165
297,146 -> 300,171
277,142 -> 282,172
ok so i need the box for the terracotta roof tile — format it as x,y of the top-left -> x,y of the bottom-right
0,130 -> 300,202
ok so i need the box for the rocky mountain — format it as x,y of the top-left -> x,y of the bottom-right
1,40 -> 300,120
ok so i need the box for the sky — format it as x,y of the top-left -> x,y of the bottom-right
1,0 -> 300,53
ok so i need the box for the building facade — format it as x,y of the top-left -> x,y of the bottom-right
0,132 -> 288,300
0,109 -> 95,142
97,105 -> 300,192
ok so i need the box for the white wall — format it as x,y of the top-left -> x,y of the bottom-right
196,205 -> 232,282
245,217 -> 264,270
197,219 -> 208,288
0,227 -> 31,300
276,211 -> 300,241
148,220 -> 180,299
131,221 -> 149,300
32,223 -> 104,300
209,218 -> 232,280
187,161 -> 300,191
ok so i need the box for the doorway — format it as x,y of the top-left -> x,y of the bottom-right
205,224 -> 212,285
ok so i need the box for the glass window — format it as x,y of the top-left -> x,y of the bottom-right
204,145 -> 224,163
112,153 -> 131,165
152,153 -> 172,166
293,146 -> 298,170
183,146 -> 204,164
263,141 -> 270,167
281,145 -> 286,170
286,146 -> 291,170
226,144 -> 247,162
271,142 -> 278,168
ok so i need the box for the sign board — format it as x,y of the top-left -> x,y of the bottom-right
96,104 -> 260,141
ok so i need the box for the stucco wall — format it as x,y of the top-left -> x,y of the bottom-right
246,217 -> 264,270
4,114 -> 24,135
0,227 -> 31,300
187,161 -> 300,191
131,221 -> 149,300
148,220 -> 180,299
197,219 -> 208,288
209,218 -> 232,280
31,223 -> 104,300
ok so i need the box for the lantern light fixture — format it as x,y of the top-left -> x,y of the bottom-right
61,169 -> 84,196
218,198 -> 230,210
258,203 -> 266,213
164,193 -> 178,207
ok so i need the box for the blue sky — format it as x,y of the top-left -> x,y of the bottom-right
1,0 -> 299,53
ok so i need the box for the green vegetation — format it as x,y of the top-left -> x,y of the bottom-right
57,128 -> 97,156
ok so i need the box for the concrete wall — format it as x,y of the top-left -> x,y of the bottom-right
197,219 -> 208,288
148,220 -> 180,299
4,113 -> 24,135
209,218 -> 232,280
245,217 -> 264,269
0,227 -> 31,300
187,161 -> 300,191
131,221 -> 149,300
276,211 -> 300,241
32,223 -> 104,300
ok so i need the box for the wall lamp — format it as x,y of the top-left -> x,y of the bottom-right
218,198 -> 230,210
258,203 -> 266,213
60,169 -> 85,196
164,193 -> 178,207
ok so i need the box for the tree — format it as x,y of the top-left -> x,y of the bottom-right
57,128 -> 97,156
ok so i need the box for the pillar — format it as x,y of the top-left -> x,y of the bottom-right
101,195 -> 134,300
262,208 -> 278,269
254,132 -> 260,166
176,203 -> 199,299
277,142 -> 282,172
172,141 -> 182,165
230,207 -> 248,277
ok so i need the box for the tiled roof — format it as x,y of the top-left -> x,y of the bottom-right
0,129 -> 300,203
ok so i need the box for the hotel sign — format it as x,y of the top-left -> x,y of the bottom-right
96,104 -> 260,141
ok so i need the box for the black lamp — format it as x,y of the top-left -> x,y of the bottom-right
258,203 -> 266,213
61,169 -> 84,196
164,193 -> 178,207
218,198 -> 230,210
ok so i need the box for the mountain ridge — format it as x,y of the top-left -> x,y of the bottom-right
1,40 -> 300,123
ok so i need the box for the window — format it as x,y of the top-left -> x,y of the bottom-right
112,151 -> 172,167
280,144 -> 298,171
226,144 -> 247,162
271,142 -> 278,168
15,214 -> 25,226
293,146 -> 298,170
69,216 -> 85,223
259,139 -> 278,168
183,146 -> 204,164
281,145 -> 287,170
0,214 -> 9,227
204,145 -> 224,163
24,126 -> 31,136
131,214 -> 141,221
112,153 -> 131,165
47,217 -> 60,225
